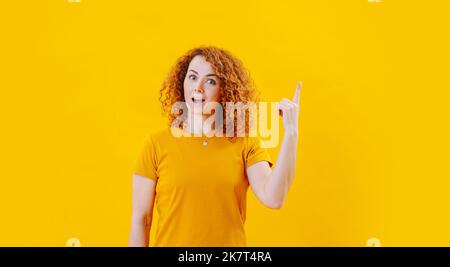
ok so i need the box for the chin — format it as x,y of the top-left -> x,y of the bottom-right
187,103 -> 204,114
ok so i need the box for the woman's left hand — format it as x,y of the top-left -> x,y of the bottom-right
278,82 -> 301,136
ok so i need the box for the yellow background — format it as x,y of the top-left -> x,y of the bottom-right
0,0 -> 449,246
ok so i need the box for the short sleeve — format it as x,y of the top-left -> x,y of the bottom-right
245,137 -> 273,168
134,135 -> 158,182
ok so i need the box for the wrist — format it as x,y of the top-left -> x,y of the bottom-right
283,128 -> 298,141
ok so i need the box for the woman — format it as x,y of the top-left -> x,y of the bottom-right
128,46 -> 301,247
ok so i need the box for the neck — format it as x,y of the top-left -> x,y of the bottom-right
185,113 -> 210,136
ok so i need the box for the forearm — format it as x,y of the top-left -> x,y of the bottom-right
264,131 -> 299,207
128,214 -> 151,247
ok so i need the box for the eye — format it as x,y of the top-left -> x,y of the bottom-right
206,79 -> 216,85
188,74 -> 197,80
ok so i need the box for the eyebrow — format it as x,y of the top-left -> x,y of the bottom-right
188,69 -> 217,77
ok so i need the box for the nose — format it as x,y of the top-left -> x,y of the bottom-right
194,82 -> 204,94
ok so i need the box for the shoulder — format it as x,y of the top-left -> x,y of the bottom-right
241,135 -> 273,167
243,136 -> 264,149
136,127 -> 172,156
233,136 -> 266,157
143,127 -> 172,144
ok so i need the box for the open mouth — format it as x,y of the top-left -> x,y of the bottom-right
192,97 -> 205,104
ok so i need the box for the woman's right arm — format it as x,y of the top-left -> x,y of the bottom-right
128,173 -> 156,247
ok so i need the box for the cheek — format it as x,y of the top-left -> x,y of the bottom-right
209,86 -> 221,101
183,80 -> 191,97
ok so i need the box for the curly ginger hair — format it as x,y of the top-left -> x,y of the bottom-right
159,46 -> 259,141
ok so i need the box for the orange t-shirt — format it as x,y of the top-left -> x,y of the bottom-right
134,127 -> 273,246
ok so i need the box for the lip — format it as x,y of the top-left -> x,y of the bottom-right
191,97 -> 205,103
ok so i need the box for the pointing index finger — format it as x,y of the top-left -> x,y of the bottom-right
293,81 -> 302,104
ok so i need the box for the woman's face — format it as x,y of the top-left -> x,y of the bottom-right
183,55 -> 221,115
